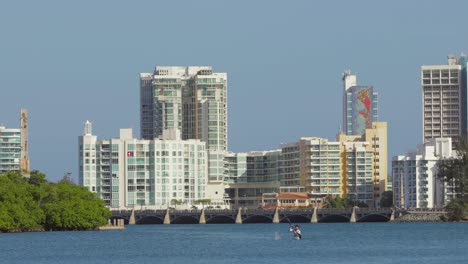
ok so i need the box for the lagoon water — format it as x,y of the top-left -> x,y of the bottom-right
1,223 -> 468,264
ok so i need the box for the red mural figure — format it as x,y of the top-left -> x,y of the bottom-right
357,89 -> 371,129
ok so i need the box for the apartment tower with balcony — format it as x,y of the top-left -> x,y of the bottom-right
422,55 -> 467,147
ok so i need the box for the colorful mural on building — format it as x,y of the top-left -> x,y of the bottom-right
351,86 -> 373,135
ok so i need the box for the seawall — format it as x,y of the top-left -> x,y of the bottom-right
392,213 -> 445,223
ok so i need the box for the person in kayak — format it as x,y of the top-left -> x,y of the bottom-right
294,225 -> 302,240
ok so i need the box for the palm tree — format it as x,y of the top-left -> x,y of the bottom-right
171,199 -> 184,209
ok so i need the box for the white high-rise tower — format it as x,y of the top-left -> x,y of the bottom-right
421,55 -> 466,147
140,66 -> 228,200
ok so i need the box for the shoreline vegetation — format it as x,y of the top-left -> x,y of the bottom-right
0,171 -> 110,233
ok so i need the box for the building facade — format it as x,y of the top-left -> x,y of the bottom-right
0,109 -> 30,176
224,151 -> 281,208
140,66 -> 227,201
342,70 -> 378,136
222,122 -> 388,208
422,55 -> 467,147
392,138 -> 453,208
139,66 -> 227,151
0,126 -> 21,174
79,122 -> 210,209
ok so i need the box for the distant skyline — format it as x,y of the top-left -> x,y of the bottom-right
1,1 -> 468,182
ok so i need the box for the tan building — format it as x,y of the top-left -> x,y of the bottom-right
337,122 -> 388,207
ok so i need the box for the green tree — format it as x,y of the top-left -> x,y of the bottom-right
0,171 -> 111,232
42,180 -> 110,231
0,172 -> 44,232
323,195 -> 368,208
437,137 -> 468,220
171,199 -> 184,209
380,191 -> 393,207
195,198 -> 211,208
444,198 -> 465,221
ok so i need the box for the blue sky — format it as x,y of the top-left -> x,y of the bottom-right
1,1 -> 467,182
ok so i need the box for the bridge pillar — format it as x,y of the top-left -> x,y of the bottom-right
310,207 -> 318,223
272,208 -> 280,224
199,208 -> 206,224
129,209 -> 136,225
390,209 -> 395,221
350,206 -> 357,223
164,209 -> 171,224
235,207 -> 243,224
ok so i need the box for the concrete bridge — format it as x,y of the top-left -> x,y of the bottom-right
109,207 -> 425,224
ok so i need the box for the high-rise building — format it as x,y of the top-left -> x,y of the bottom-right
140,66 -> 227,151
422,55 -> 467,147
140,66 -> 228,202
79,122 -> 210,209
0,126 -> 21,174
392,138 -> 453,208
337,122 -> 388,207
0,109 -> 29,175
342,70 -> 378,136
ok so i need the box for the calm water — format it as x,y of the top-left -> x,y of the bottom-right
1,223 -> 467,264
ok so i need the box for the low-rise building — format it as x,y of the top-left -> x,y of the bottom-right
224,151 -> 281,208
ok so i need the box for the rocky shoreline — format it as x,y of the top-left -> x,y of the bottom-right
392,213 -> 445,223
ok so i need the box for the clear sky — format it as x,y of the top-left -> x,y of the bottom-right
1,0 -> 468,182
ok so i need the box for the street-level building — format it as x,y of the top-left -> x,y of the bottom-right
224,151 -> 281,208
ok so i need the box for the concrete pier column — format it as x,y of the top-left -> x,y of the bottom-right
390,209 -> 395,221
273,208 -> 280,224
310,207 -> 318,223
350,206 -> 357,223
272,208 -> 280,224
108,219 -> 112,226
129,209 -> 136,225
164,209 -> 171,225
235,207 -> 243,224
199,208 -> 206,224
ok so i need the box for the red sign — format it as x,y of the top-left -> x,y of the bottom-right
127,151 -> 133,157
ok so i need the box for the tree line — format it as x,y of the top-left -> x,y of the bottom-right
0,171 -> 110,232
